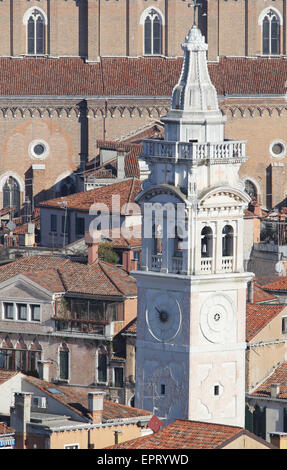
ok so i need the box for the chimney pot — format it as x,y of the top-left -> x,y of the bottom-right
271,383 -> 280,399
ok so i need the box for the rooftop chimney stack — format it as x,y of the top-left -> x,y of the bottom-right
270,383 -> 280,399
38,360 -> 51,382
10,392 -> 32,449
85,231 -> 99,264
88,391 -> 105,424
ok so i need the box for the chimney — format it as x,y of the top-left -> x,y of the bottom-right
270,433 -> 287,449
122,250 -> 138,273
270,383 -> 280,399
247,281 -> 254,303
88,391 -> 105,424
117,150 -> 125,180
38,360 -> 51,382
10,393 -> 32,449
85,231 -> 99,264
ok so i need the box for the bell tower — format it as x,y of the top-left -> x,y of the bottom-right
133,22 -> 253,428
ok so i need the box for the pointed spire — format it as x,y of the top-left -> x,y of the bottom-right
171,25 -> 219,113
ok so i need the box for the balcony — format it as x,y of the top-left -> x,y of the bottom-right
53,318 -> 109,336
142,139 -> 246,163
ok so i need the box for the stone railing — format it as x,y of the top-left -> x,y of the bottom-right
172,256 -> 183,273
151,254 -> 162,271
143,139 -> 246,162
201,258 -> 213,273
222,257 -> 234,273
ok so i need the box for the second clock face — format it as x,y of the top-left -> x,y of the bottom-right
146,293 -> 182,343
200,293 -> 236,344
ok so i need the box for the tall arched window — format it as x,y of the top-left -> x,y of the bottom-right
222,225 -> 234,257
97,346 -> 107,383
152,224 -> 163,254
144,9 -> 162,55
245,180 -> 258,202
27,9 -> 45,55
3,176 -> 20,216
59,342 -> 69,381
262,9 -> 280,55
201,227 -> 213,258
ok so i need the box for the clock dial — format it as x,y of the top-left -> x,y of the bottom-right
200,293 -> 236,344
146,293 -> 182,342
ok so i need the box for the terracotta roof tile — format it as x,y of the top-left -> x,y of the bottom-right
247,283 -> 277,303
22,375 -> 151,422
261,277 -> 287,291
252,362 -> 287,399
108,420 -> 244,449
120,317 -> 137,336
0,370 -> 19,385
0,255 -> 137,298
39,178 -> 142,212
246,303 -> 286,342
0,56 -> 286,97
0,423 -> 14,436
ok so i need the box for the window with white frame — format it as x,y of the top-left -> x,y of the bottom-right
262,9 -> 280,55
26,9 -> 46,55
2,302 -> 41,322
144,9 -> 162,55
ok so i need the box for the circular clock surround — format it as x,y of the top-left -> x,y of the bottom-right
146,293 -> 182,342
200,293 -> 236,344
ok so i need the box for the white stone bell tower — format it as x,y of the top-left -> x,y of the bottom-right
133,23 -> 253,428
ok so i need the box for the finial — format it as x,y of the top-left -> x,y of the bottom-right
185,0 -> 202,27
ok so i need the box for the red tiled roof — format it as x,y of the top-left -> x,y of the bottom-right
261,277 -> 287,292
247,283 -> 277,303
39,178 -> 142,212
0,255 -> 137,298
108,420 -> 245,449
246,303 -> 287,342
120,317 -> 137,336
1,56 -> 287,97
0,423 -> 14,436
252,362 -> 287,399
22,375 -> 151,422
0,370 -> 19,386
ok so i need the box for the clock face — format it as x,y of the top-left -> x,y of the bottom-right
146,293 -> 182,343
200,293 -> 236,344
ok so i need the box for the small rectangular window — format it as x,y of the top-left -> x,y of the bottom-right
17,304 -> 28,321
31,305 -> 41,322
4,303 -> 14,320
76,217 -> 85,237
51,214 -> 57,232
161,384 -> 166,395
214,385 -> 220,396
282,317 -> 287,334
114,367 -> 124,388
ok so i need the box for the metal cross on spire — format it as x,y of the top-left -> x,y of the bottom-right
186,0 -> 202,27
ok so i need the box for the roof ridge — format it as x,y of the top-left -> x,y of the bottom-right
97,261 -> 125,296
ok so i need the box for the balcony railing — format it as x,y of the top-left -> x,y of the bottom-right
222,257 -> 234,273
151,254 -> 162,271
53,318 -> 108,336
143,139 -> 246,162
201,258 -> 213,273
172,256 -> 183,272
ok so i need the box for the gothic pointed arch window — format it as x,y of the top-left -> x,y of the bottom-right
26,9 -> 46,55
143,9 -> 163,55
3,176 -> 20,216
262,9 -> 281,55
